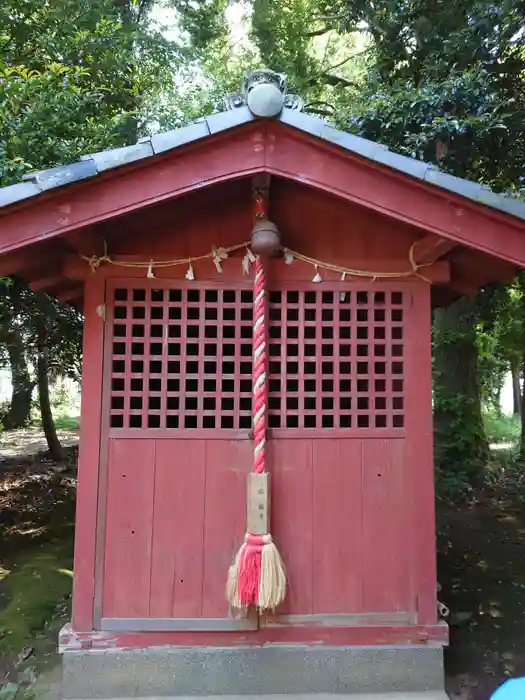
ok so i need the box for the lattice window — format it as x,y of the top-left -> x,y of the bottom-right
109,287 -> 254,430
108,285 -> 405,431
267,289 -> 405,430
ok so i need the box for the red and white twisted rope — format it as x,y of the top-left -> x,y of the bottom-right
225,195 -> 286,612
252,256 -> 267,475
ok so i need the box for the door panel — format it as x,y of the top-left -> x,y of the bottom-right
202,440 -> 252,617
102,438 -> 156,618
269,439 -> 314,615
361,438 -> 410,613
264,284 -> 415,623
267,438 -> 410,619
102,437 -> 252,623
150,440 -> 206,618
312,439 -> 363,614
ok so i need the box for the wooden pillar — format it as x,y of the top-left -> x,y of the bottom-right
72,274 -> 106,631
406,282 -> 438,625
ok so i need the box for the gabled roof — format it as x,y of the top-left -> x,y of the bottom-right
1,104 -> 524,223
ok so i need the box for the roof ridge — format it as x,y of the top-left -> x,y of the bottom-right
1,101 -> 524,224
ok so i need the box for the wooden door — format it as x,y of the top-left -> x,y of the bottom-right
262,283 -> 420,628
97,280 -> 257,632
97,276 -> 428,632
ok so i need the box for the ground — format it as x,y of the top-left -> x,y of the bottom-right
439,479 -> 525,700
0,429 -> 76,699
1,429 -> 525,700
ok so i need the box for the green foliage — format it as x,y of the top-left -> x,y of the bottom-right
483,412 -> 520,445
53,414 -> 81,431
0,0 -> 180,184
172,0 -> 229,50
0,0 -> 181,438
348,67 -> 525,188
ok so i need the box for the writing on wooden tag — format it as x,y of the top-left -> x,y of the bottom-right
247,473 -> 270,535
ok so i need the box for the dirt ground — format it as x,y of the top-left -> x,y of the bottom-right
1,433 -> 525,700
0,427 -> 79,462
439,490 -> 525,699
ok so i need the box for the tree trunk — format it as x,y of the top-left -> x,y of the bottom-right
37,352 -> 66,461
4,331 -> 33,429
433,296 -> 489,480
521,354 -> 525,460
511,360 -> 521,415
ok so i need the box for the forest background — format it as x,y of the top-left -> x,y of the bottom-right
0,2 -> 525,698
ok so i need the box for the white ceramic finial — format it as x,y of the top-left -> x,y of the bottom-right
247,82 -> 285,118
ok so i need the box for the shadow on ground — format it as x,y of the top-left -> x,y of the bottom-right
439,489 -> 525,700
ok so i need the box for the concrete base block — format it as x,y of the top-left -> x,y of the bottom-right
65,696 -> 449,700
62,645 -> 445,699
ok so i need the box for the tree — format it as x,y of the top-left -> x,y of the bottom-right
333,0 -> 525,475
0,0 -> 181,448
0,278 -> 35,429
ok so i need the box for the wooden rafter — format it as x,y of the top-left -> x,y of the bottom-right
412,234 -> 456,266
56,286 -> 82,303
29,273 -> 64,293
65,227 -> 106,256
0,247 -> 57,277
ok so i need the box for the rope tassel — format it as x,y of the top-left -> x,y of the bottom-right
227,534 -> 286,610
226,257 -> 286,612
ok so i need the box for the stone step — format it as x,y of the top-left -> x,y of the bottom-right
62,646 -> 446,699
64,695 -> 449,700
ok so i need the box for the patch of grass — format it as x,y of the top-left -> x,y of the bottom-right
53,414 -> 80,431
0,540 -> 73,657
0,467 -> 76,678
483,411 -> 520,445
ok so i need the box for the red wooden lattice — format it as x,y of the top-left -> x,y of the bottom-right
110,286 -> 254,430
108,284 -> 406,432
267,289 -> 405,430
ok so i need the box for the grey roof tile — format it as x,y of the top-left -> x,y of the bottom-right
81,141 -> 153,172
150,120 -> 210,155
0,181 -> 41,207
22,160 -> 97,190
424,168 -> 484,200
321,124 -> 388,159
0,100 -> 524,228
372,148 -> 432,180
205,106 -> 253,134
476,188 -> 525,219
280,107 -> 325,137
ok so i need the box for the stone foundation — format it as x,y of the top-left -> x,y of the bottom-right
62,645 -> 446,699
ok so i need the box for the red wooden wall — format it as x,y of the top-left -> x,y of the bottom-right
73,179 -> 438,638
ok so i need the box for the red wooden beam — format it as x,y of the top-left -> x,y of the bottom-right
59,622 -> 449,651
0,247 -> 57,277
56,286 -> 83,303
63,253 -> 451,284
448,261 -> 486,297
448,277 -> 479,297
64,226 -> 107,256
62,255 -> 91,280
29,274 -> 64,292
412,234 -> 456,265
266,126 -> 525,268
0,124 -> 266,254
0,122 -> 524,269
451,248 -> 518,285
72,275 -> 104,631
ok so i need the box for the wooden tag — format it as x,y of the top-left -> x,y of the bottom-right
246,473 -> 270,535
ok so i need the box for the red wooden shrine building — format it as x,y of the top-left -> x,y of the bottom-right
1,71 -> 525,698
